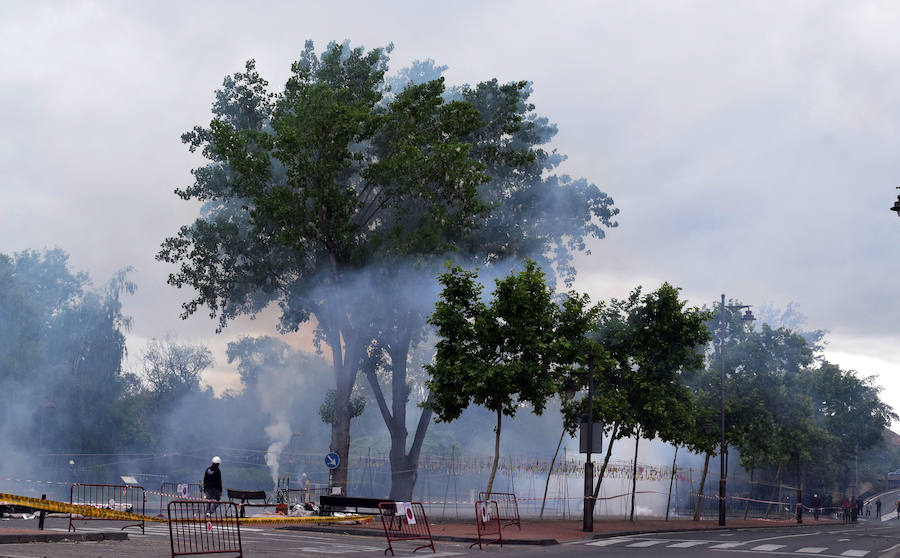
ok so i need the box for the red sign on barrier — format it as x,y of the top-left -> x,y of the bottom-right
478,491 -> 521,529
378,502 -> 435,556
471,500 -> 502,550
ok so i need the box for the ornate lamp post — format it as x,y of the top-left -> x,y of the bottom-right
718,294 -> 754,526
891,187 -> 900,217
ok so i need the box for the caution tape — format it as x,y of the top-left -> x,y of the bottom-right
0,492 -> 165,522
0,492 -> 372,526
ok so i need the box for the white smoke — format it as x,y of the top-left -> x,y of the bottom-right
265,418 -> 292,484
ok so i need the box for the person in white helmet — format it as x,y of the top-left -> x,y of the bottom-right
203,456 -> 223,514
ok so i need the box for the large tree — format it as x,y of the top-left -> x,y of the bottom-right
159,42 -> 618,497
159,42 -> 508,491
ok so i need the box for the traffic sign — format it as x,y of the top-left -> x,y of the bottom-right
325,452 -> 340,469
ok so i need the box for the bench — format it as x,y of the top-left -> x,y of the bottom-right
227,489 -> 269,518
319,496 -> 393,516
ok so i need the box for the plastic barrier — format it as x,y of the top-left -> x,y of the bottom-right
69,483 -> 146,534
471,500 -> 502,550
378,502 -> 435,556
168,500 -> 242,558
478,491 -> 520,529
160,483 -> 203,514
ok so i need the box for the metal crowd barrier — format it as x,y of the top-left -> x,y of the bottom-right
160,483 -> 203,514
168,500 -> 242,558
69,483 -> 145,534
471,500 -> 502,550
378,502 -> 435,556
478,491 -> 520,529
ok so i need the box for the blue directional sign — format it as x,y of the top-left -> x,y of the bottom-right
325,452 -> 340,469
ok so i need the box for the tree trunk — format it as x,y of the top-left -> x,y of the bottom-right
692,452 -> 711,521
540,427 -> 566,519
764,463 -> 782,519
592,422 -> 620,503
363,334 -> 434,501
327,325 -> 361,494
486,409 -> 502,494
743,467 -> 754,520
666,445 -> 678,520
629,429 -> 641,521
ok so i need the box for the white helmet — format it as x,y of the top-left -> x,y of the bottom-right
212,456 -> 221,464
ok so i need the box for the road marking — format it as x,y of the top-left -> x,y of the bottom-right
796,548 -> 828,553
841,551 -> 869,557
587,538 -> 633,546
752,544 -> 786,551
711,542 -> 746,549
627,540 -> 666,547
668,541 -> 708,548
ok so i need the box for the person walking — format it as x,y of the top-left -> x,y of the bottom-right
877,498 -> 882,519
203,456 -> 223,515
895,498 -> 899,520
811,494 -> 821,521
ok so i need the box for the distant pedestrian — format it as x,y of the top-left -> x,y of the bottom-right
203,456 -> 223,515
895,499 -> 899,519
866,504 -> 871,517
877,499 -> 882,518
811,494 -> 821,521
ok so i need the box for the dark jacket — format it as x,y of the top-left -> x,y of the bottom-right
204,464 -> 222,492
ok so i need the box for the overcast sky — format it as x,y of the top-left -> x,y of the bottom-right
3,1 -> 900,421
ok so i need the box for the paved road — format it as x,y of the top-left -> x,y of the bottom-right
511,522 -> 900,558
0,517 -> 506,557
3,518 -> 900,557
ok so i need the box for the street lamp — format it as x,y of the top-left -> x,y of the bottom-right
565,355 -> 599,532
891,187 -> 900,217
718,294 -> 754,527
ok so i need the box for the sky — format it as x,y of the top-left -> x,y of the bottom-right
3,1 -> 900,423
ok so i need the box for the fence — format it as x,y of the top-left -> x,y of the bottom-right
378,502 -> 435,556
168,500 -> 242,558
69,483 -> 145,534
287,486 -> 330,505
478,491 -> 520,529
160,483 -> 203,515
471,500 -> 502,550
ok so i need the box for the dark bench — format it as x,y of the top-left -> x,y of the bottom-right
319,496 -> 393,516
227,488 -> 269,518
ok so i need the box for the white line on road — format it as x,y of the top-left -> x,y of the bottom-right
752,544 -> 787,551
627,540 -> 667,547
668,541 -> 708,548
586,537 -> 633,546
711,542 -> 746,549
797,548 -> 828,553
841,551 -> 870,557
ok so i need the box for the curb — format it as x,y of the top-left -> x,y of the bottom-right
279,524 -> 558,546
0,531 -> 129,545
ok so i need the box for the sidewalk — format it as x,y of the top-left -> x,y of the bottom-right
282,516 -> 845,545
0,526 -> 127,544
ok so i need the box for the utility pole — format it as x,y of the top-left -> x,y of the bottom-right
719,294 -> 727,527
583,356 -> 595,532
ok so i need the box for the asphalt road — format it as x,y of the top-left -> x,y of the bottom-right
2,518 -> 900,557
512,522 -> 900,558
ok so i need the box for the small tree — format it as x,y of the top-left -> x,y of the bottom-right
425,260 -> 593,493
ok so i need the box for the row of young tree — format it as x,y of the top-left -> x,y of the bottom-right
425,260 -> 896,517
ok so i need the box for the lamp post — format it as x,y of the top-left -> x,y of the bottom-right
718,294 -> 754,526
891,187 -> 900,217
565,355 -> 597,532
